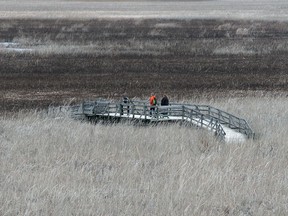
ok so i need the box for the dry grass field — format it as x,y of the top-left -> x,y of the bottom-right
1,0 -> 288,215
1,96 -> 288,215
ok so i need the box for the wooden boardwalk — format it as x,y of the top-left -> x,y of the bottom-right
66,99 -> 254,142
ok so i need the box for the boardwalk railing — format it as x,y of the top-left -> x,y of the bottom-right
169,105 -> 227,138
66,99 -> 254,140
188,104 -> 254,138
116,99 -> 254,139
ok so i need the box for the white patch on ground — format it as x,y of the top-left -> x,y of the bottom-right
0,42 -> 19,47
0,42 -> 33,52
4,48 -> 33,52
154,22 -> 181,28
213,45 -> 256,55
222,125 -> 247,143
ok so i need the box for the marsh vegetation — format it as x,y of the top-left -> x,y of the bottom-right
1,96 -> 288,215
1,1 -> 288,215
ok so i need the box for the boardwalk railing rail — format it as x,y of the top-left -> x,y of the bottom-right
120,99 -> 254,138
68,99 -> 254,140
172,103 -> 254,139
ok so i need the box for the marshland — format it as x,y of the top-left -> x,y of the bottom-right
1,0 -> 288,215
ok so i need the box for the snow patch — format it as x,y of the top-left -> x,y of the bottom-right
0,42 -> 33,52
213,45 -> 255,55
222,125 -> 247,143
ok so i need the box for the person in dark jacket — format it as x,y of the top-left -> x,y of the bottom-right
161,95 -> 169,106
160,95 -> 169,116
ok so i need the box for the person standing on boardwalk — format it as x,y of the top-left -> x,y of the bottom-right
160,94 -> 169,116
161,94 -> 169,106
149,93 -> 157,116
120,93 -> 129,115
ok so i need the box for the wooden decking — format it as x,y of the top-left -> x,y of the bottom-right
66,99 -> 254,142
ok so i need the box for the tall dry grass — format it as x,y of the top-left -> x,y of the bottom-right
1,95 -> 288,215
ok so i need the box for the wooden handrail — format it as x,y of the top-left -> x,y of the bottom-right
69,99 -> 254,140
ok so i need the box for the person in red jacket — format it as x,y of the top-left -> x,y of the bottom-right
149,93 -> 157,116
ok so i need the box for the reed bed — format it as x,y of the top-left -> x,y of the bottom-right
1,96 -> 287,215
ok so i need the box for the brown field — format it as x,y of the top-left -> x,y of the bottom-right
1,18 -> 288,112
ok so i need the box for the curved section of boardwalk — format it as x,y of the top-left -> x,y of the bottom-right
70,99 -> 254,142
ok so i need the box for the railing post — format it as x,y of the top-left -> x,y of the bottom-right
182,105 -> 184,121
132,104 -> 135,119
144,105 -> 147,120
156,107 -> 159,121
120,103 -> 123,116
81,102 -> 84,114
201,114 -> 203,127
